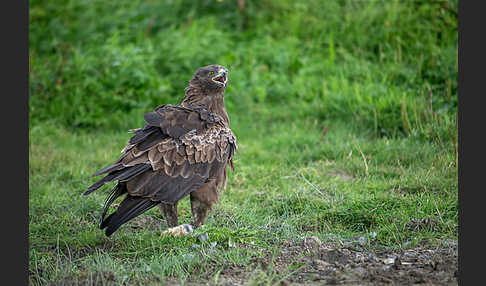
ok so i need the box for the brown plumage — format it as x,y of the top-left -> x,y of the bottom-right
84,65 -> 237,237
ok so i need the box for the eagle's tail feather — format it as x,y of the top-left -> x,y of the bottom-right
91,163 -> 123,178
100,195 -> 158,237
83,163 -> 151,196
99,183 -> 126,227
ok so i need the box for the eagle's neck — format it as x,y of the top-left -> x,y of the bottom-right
181,83 -> 230,126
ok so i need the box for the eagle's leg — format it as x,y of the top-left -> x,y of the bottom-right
160,202 -> 194,237
190,179 -> 219,228
160,180 -> 219,237
158,202 -> 178,228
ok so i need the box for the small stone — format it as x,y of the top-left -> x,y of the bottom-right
198,233 -> 209,242
343,241 -> 353,247
314,259 -> 331,270
358,237 -> 367,245
383,257 -> 396,264
304,236 -> 321,249
191,244 -> 200,249
356,267 -> 368,276
404,252 -> 416,258
183,254 -> 195,260
326,277 -> 338,285
210,241 -> 218,247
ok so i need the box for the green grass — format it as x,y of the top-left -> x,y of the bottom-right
29,111 -> 457,284
29,0 -> 457,284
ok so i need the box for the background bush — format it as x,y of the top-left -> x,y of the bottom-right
29,0 -> 457,141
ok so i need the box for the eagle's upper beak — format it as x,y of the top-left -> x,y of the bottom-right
211,69 -> 228,87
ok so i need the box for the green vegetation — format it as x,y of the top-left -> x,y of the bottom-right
29,0 -> 457,284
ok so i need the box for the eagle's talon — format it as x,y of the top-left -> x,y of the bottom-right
160,224 -> 194,237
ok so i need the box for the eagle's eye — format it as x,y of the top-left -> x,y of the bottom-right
208,71 -> 214,76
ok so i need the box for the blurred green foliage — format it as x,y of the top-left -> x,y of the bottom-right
29,0 -> 457,139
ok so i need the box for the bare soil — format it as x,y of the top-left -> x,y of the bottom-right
191,237 -> 458,286
39,235 -> 458,286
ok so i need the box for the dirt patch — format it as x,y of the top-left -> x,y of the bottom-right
273,237 -> 457,285
187,237 -> 458,285
406,217 -> 441,232
33,232 -> 457,285
125,214 -> 165,232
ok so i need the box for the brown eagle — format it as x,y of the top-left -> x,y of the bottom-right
83,65 -> 237,237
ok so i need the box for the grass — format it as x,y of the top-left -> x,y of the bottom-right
29,0 -> 457,284
29,109 -> 457,284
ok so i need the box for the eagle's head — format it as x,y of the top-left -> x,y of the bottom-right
191,64 -> 229,91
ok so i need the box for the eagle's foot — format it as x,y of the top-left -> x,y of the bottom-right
160,224 -> 194,237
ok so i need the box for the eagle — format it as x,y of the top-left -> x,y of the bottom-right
83,65 -> 237,237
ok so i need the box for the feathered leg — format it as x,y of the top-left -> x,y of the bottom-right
160,180 -> 219,237
190,179 -> 219,227
158,202 -> 179,228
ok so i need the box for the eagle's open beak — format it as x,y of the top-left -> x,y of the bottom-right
211,69 -> 228,87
